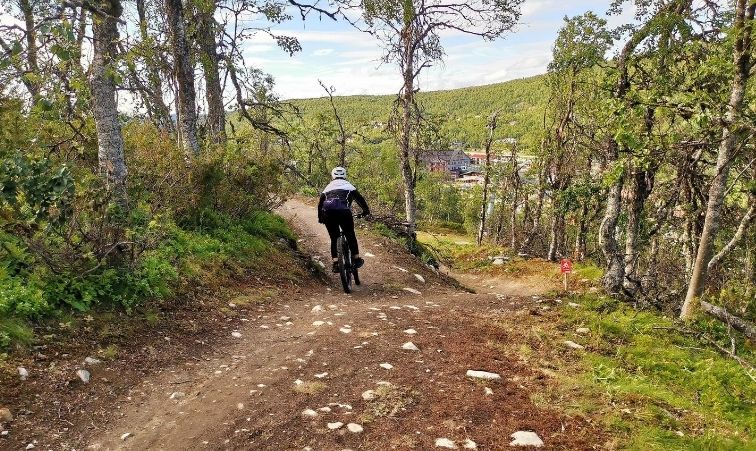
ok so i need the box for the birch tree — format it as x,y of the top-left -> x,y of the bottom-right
90,0 -> 128,205
165,0 -> 200,156
681,0 -> 756,320
355,0 -> 522,235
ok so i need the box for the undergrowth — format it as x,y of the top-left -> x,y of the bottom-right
0,210 -> 294,352
555,294 -> 755,450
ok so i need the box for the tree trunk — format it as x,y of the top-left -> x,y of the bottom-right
574,199 -> 589,261
165,0 -> 200,157
600,155 -> 625,295
623,169 -> 653,294
18,0 -> 39,98
547,213 -> 565,261
399,16 -> 417,234
196,3 -> 226,144
681,0 -> 755,320
520,166 -> 545,254
477,112 -> 498,246
510,145 -> 520,250
136,0 -> 174,135
90,0 -> 128,206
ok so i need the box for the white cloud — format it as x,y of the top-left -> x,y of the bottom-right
313,48 -> 335,56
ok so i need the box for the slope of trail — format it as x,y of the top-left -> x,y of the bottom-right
83,199 -> 598,450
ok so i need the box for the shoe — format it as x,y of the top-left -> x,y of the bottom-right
332,261 -> 340,273
353,257 -> 365,269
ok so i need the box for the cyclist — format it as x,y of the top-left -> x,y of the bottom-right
318,167 -> 370,273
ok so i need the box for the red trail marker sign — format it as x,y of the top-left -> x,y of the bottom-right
560,259 -> 572,291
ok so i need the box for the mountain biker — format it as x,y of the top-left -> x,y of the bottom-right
318,167 -> 370,273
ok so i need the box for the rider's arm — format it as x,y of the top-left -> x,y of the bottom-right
352,190 -> 370,215
317,193 -> 325,223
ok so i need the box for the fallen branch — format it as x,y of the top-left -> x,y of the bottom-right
699,333 -> 756,383
700,301 -> 756,341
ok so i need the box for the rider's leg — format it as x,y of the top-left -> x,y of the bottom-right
339,213 -> 364,268
323,218 -> 340,272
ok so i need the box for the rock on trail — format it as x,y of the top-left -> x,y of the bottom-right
510,431 -> 544,447
466,370 -> 501,381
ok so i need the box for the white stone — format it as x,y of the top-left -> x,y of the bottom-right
484,387 -> 494,396
379,363 -> 394,370
564,340 -> 585,350
302,409 -> 318,418
362,390 -> 377,400
576,327 -> 590,334
492,258 -> 505,266
311,305 -> 323,313
314,372 -> 328,378
318,407 -> 332,412
393,266 -> 409,273
346,423 -> 363,433
402,342 -> 420,351
18,367 -> 28,380
77,369 -> 91,384
414,274 -> 426,283
294,379 -> 304,385
435,438 -> 457,448
463,439 -> 478,449
120,433 -> 132,441
327,422 -> 344,430
404,305 -> 420,311
364,252 -> 376,258
312,321 -> 325,326
404,329 -> 417,335
568,302 -> 581,308
169,392 -> 185,400
231,332 -> 242,338
237,403 -> 245,410
339,327 -> 352,334
466,370 -> 501,381
510,431 -> 544,447
280,316 -> 291,321
403,288 -> 422,295
25,444 -> 34,450
84,357 -> 101,365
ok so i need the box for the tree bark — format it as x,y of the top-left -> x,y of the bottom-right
399,13 -> 417,235
196,3 -> 226,144
477,112 -> 499,246
136,0 -> 174,135
701,301 -> 756,340
681,0 -> 755,320
18,0 -> 39,98
165,0 -> 200,157
90,0 -> 128,206
623,169 -> 654,294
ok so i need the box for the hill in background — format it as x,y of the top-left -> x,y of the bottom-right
291,75 -> 547,149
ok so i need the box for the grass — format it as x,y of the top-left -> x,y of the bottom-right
293,381 -> 326,395
359,384 -> 417,423
0,210 -> 298,353
522,293 -> 756,450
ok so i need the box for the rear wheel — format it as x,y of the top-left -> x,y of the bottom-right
337,235 -> 352,293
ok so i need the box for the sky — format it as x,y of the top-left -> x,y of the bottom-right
245,1 -> 637,100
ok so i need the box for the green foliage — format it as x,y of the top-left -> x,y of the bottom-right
559,293 -> 756,449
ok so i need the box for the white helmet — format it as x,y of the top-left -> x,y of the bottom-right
331,166 -> 347,179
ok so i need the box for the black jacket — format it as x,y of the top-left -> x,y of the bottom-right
318,179 -> 370,223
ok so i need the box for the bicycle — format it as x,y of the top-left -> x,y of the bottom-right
336,213 -> 366,294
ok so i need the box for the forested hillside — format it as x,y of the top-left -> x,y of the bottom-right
292,76 -> 547,149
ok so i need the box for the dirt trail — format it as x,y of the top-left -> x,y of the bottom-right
70,199 -> 599,450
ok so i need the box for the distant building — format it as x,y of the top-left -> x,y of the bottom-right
418,149 -> 471,175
